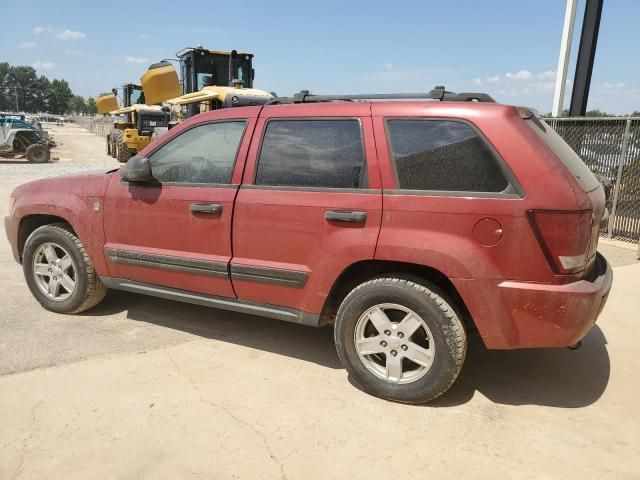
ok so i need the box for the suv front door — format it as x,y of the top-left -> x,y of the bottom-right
103,109 -> 258,297
230,104 -> 383,321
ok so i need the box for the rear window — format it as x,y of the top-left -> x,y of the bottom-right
386,119 -> 510,193
527,119 -> 601,192
255,119 -> 367,189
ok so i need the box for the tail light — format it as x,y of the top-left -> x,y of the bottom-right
527,210 -> 593,274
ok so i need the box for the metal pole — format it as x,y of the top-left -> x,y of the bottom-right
569,0 -> 604,116
552,0 -> 577,117
14,86 -> 19,112
608,117 -> 632,238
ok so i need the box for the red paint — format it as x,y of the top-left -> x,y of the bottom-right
473,218 -> 503,246
5,100 -> 612,350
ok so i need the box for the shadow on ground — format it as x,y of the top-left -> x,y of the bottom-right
90,290 -> 610,409
89,290 -> 343,369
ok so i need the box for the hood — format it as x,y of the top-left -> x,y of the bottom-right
13,168 -> 116,199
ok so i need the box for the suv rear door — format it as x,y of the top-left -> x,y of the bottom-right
102,108 -> 259,297
230,103 -> 382,320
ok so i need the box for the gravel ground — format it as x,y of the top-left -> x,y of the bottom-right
0,122 -> 119,177
1,122 -> 639,479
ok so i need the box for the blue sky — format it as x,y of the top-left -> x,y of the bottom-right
1,0 -> 637,114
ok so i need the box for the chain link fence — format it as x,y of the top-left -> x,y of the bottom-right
545,117 -> 640,244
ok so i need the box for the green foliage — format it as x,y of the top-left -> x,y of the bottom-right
86,97 -> 97,115
0,62 -> 94,115
69,95 -> 87,114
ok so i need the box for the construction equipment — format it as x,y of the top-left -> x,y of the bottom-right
105,83 -> 171,163
161,47 -> 273,118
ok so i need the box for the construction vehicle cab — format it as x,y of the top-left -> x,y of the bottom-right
106,83 -> 170,163
171,47 -> 271,117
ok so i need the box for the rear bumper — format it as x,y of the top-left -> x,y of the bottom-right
454,252 -> 613,349
4,215 -> 20,263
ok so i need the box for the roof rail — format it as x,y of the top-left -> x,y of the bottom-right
268,86 -> 495,105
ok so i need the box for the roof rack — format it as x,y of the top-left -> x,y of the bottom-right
268,86 -> 495,105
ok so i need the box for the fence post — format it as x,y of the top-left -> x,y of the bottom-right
608,117 -> 632,238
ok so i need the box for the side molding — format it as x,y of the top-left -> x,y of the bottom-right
230,264 -> 308,288
99,277 -> 323,327
104,248 -> 228,278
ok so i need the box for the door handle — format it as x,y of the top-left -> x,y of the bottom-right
324,210 -> 367,223
190,203 -> 223,215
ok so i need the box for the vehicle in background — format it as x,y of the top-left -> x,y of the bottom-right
0,122 -> 50,162
102,83 -> 172,163
158,47 -> 273,118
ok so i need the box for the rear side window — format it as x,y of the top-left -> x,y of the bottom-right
386,119 -> 509,193
255,119 -> 367,189
526,119 -> 601,192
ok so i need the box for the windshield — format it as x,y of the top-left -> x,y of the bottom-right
194,53 -> 253,90
130,87 -> 144,105
527,118 -> 601,192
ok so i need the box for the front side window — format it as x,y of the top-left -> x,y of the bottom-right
255,119 -> 367,189
386,119 -> 509,193
150,121 -> 246,184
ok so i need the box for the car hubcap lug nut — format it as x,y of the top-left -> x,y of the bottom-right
401,344 -> 408,351
384,330 -> 391,336
380,341 -> 387,347
390,350 -> 397,357
398,332 -> 404,338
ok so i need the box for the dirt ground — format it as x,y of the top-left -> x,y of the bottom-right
1,124 -> 639,479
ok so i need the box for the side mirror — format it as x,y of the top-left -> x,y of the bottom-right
120,155 -> 155,183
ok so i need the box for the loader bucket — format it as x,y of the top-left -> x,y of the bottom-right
96,93 -> 119,114
141,61 -> 181,105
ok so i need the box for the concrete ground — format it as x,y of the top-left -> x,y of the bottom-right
1,124 -> 639,479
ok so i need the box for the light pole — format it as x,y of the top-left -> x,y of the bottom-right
552,0 -> 577,117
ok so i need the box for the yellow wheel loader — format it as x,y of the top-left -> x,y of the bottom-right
160,47 -> 273,118
100,62 -> 181,163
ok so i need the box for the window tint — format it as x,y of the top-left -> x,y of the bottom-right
526,119 -> 600,192
387,119 -> 509,193
150,121 -> 246,184
255,119 -> 367,188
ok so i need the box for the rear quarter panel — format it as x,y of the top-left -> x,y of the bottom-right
371,102 -> 595,348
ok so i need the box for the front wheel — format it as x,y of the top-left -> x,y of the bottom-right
116,133 -> 131,163
334,276 -> 467,403
22,224 -> 107,313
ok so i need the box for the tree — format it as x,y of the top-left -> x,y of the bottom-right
69,95 -> 87,114
86,97 -> 97,115
49,79 -> 73,114
0,62 -> 11,111
5,65 -> 38,112
28,76 -> 51,112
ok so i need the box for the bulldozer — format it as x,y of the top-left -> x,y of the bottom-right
160,47 -> 273,118
100,62 -> 181,163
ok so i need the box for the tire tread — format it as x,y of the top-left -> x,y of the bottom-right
335,274 -> 466,403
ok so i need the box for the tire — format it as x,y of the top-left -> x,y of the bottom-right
25,143 -> 50,163
22,224 -> 107,314
334,276 -> 466,404
109,130 -> 119,158
116,133 -> 131,163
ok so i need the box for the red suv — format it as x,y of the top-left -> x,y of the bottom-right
5,88 -> 612,403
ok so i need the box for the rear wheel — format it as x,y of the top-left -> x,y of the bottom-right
22,224 -> 107,313
116,133 -> 131,163
334,276 -> 467,403
25,143 -> 50,163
